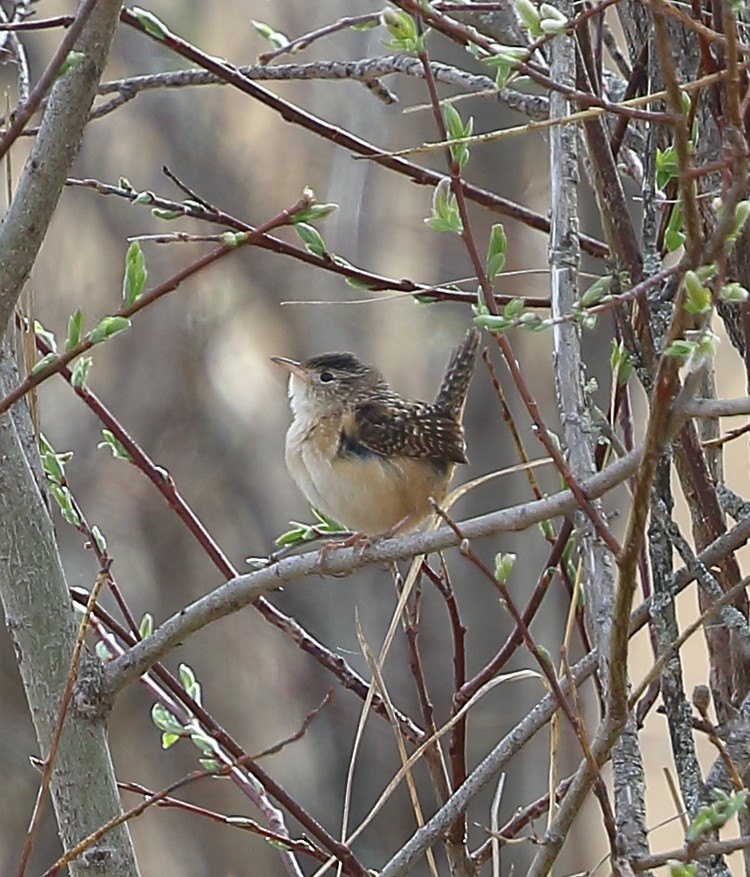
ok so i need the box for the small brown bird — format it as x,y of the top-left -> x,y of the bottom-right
271,328 -> 480,536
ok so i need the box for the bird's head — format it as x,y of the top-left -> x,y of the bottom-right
271,352 -> 384,420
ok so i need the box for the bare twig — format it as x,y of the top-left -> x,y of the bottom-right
0,0 -> 99,161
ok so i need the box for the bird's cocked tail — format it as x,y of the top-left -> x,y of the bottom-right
434,327 -> 480,419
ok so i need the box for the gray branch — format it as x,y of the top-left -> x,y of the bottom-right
75,55 -> 551,125
650,497 -> 707,823
104,444 -> 642,694
88,55 -> 500,115
548,7 -> 647,871
0,1 -> 141,874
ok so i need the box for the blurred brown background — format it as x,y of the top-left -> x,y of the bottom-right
1,1 -> 744,875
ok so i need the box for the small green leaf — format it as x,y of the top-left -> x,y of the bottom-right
98,429 -> 132,462
151,207 -> 182,220
504,297 -> 525,319
91,525 -> 107,553
220,231 -> 248,248
71,356 -> 93,389
538,519 -> 556,541
275,524 -> 312,546
494,62 -> 513,88
292,202 -> 338,224
494,552 -> 516,583
48,483 -> 80,526
663,199 -> 685,253
519,312 -> 545,330
122,242 -> 147,306
161,732 -> 181,749
610,340 -> 633,387
132,6 -> 171,39
250,19 -> 290,49
665,227 -> 686,252
139,612 -> 154,639
539,2 -> 568,28
473,314 -> 514,332
96,640 -> 114,662
539,2 -> 567,18
267,838 -> 294,851
539,16 -> 567,33
514,0 -> 543,35
89,316 -> 132,345
34,321 -> 57,354
720,281 -> 749,302
655,145 -> 679,190
199,758 -> 221,771
667,862 -> 697,877
151,703 -> 185,734
683,270 -> 712,315
56,50 -> 86,79
31,353 -> 57,376
226,816 -> 254,826
344,276 -> 377,290
311,508 -> 347,532
684,330 -> 719,374
189,728 -> 215,755
483,45 -> 528,86
179,663 -> 196,691
579,276 -> 611,307
536,646 -> 553,668
42,450 -> 65,485
295,222 -> 327,257
65,308 -> 85,351
39,434 -> 54,456
379,8 -> 426,51
62,507 -> 80,527
695,263 -> 717,282
486,224 -> 507,280
425,178 -> 463,234
425,214 -> 463,233
728,200 -> 750,244
474,290 -> 489,317
664,339 -> 697,359
687,789 -> 748,841
132,191 -> 154,206
484,45 -> 528,66
443,103 -> 473,169
275,510 -> 346,546
329,256 -> 377,290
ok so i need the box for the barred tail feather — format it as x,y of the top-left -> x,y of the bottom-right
434,327 -> 480,419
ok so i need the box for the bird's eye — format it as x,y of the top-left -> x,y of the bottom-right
319,371 -> 334,383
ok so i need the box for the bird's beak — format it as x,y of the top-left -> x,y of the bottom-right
270,355 -> 309,382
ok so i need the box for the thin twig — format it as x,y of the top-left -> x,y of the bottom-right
0,0 -> 99,160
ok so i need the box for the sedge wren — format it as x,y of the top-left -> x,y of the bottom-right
271,327 -> 480,536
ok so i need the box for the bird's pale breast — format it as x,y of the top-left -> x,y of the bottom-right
284,414 -> 450,535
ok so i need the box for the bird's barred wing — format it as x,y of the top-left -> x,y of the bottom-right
348,398 -> 468,464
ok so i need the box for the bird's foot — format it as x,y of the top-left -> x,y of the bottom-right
314,531 -> 371,573
313,515 -> 417,572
